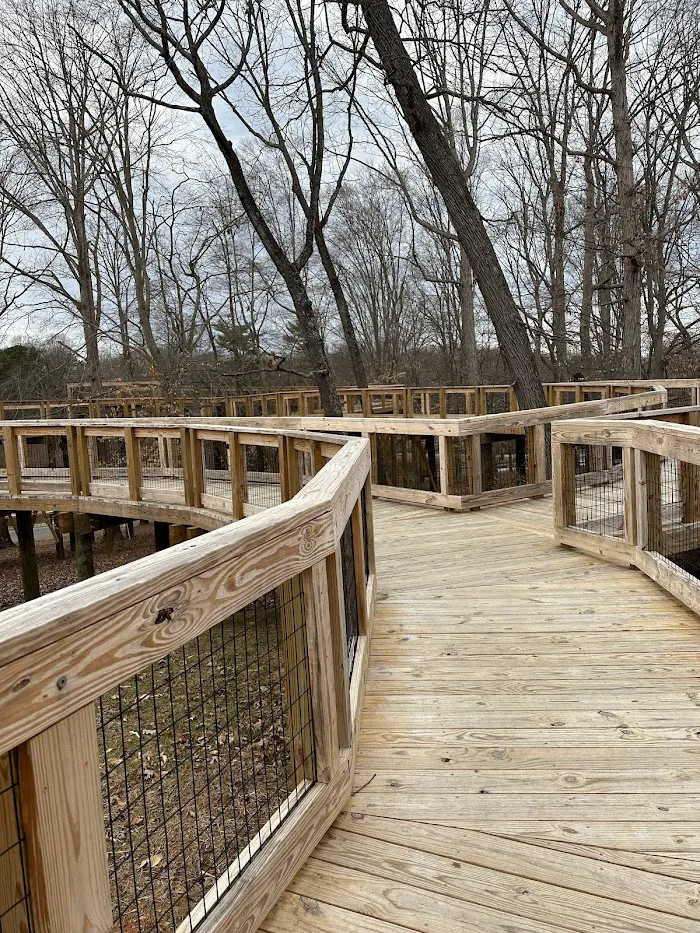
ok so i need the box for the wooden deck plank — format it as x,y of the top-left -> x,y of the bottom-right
263,498 -> 700,931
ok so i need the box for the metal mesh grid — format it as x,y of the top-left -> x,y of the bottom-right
450,438 -> 472,496
244,446 -> 281,509
412,394 -> 424,415
0,751 -> 32,933
99,577 -> 314,933
582,391 -> 604,401
647,455 -> 700,580
485,391 -> 510,414
297,450 -> 313,489
19,434 -> 70,488
361,486 -> 370,584
667,388 -> 694,408
572,444 -> 625,537
559,391 -> 577,405
92,436 -> 128,485
446,392 -> 468,415
483,436 -> 528,491
140,437 -> 184,494
202,440 -> 231,499
340,517 -> 360,676
375,434 -> 439,492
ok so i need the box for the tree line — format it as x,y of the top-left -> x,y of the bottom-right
0,0 -> 698,409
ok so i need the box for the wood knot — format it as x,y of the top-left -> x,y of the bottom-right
155,606 -> 176,625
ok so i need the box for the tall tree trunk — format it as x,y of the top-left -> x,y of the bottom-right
198,100 -> 342,416
359,0 -> 546,410
580,152 -> 596,372
551,174 -> 568,378
607,0 -> 641,377
459,247 -> 479,384
315,227 -> 369,387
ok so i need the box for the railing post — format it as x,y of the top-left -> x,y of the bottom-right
468,434 -> 482,498
645,452 -> 663,553
229,432 -> 246,520
325,551 -> 351,748
18,705 -> 112,933
123,426 -> 141,502
75,427 -> 91,496
622,447 -> 638,547
301,562 -> 340,783
3,428 -> 20,495
552,439 -> 576,530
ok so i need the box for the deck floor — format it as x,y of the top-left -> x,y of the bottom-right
262,497 -> 700,932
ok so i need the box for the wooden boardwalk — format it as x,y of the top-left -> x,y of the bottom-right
262,498 -> 700,933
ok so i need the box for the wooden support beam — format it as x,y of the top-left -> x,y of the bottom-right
169,524 -> 188,545
18,705 -> 112,933
230,432 -> 246,521
16,511 -> 40,602
73,514 -> 94,582
154,521 -> 170,551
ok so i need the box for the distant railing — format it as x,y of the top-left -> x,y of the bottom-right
223,385 -> 667,511
2,378 -> 697,421
0,419 -> 375,933
552,410 -> 700,620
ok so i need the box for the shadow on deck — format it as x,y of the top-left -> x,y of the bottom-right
263,497 -> 700,933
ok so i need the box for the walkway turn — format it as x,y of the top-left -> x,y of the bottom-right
263,498 -> 700,932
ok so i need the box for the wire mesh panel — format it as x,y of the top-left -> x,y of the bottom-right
340,518 -> 360,676
485,391 -> 510,414
140,437 -> 184,495
571,444 -> 625,537
559,391 -> 577,405
296,450 -> 313,489
375,434 -> 439,492
446,392 -> 468,415
91,436 -> 128,486
360,486 -> 370,584
99,577 -> 314,933
244,445 -> 281,509
483,437 -> 529,491
646,455 -> 700,580
202,440 -> 231,499
19,434 -> 71,489
667,388 -> 694,408
0,751 -> 32,933
582,390 -> 604,401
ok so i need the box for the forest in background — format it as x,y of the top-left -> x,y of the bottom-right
0,0 -> 698,403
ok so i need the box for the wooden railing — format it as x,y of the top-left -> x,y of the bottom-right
2,378 -> 697,421
0,419 -> 375,933
552,411 -> 700,617
222,385 -> 667,511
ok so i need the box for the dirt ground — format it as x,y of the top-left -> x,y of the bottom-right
0,521 -> 156,611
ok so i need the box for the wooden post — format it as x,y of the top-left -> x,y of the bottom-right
438,435 -> 451,499
16,511 -> 40,602
169,524 -> 188,545
324,551 -> 351,748
18,705 -> 112,933
439,387 -> 447,419
3,428 -> 21,496
123,427 -> 141,502
469,434 -> 483,498
645,452 -> 663,553
154,521 -> 170,551
301,563 -> 340,783
351,501 -> 368,634
74,514 -> 95,582
622,447 -> 638,547
552,441 -> 576,529
229,432 -> 246,520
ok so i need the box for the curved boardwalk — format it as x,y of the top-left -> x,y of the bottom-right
263,498 -> 700,932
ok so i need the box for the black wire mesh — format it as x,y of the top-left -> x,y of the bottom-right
375,434 -> 439,492
19,434 -> 70,489
483,436 -> 529,491
446,392 -> 470,415
559,391 -> 577,405
140,437 -> 184,495
485,391 -> 511,414
667,388 -> 694,408
571,444 -> 625,537
99,577 -> 314,933
360,486 -> 370,584
202,440 -> 231,499
0,751 -> 32,933
646,455 -> 700,580
340,517 -> 360,676
297,450 -> 313,489
582,391 -> 604,401
92,436 -> 128,486
244,445 -> 281,509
